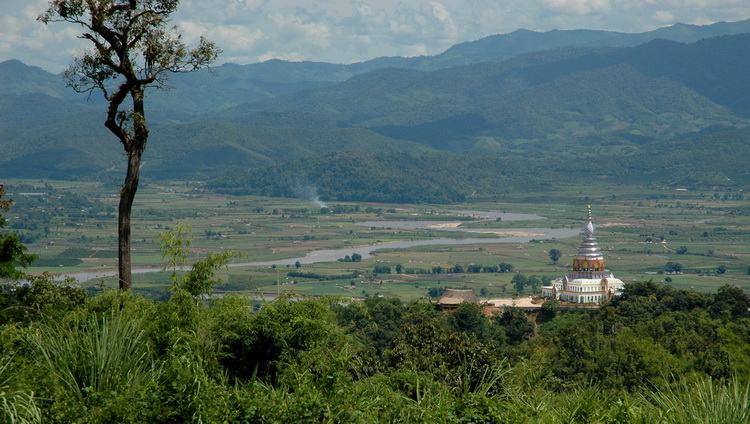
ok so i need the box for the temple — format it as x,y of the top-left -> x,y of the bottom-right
541,204 -> 625,304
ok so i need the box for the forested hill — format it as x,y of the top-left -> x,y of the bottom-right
205,150 -> 557,203
205,129 -> 750,203
2,25 -> 750,201
233,33 -> 750,149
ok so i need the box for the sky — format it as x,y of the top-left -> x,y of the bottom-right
2,0 -> 750,73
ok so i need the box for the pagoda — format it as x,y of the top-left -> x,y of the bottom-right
541,204 -> 625,304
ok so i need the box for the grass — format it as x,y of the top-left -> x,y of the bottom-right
26,310 -> 156,400
0,356 -> 41,424
648,377 -> 750,424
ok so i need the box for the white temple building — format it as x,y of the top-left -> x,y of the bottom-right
541,204 -> 625,304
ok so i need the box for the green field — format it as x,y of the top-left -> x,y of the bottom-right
4,179 -> 749,300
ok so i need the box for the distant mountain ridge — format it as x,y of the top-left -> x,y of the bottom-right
232,34 -> 750,151
3,18 -> 749,113
2,19 -> 750,202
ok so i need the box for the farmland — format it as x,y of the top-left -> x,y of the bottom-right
4,179 -> 749,300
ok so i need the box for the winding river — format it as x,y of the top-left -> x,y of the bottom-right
61,211 -> 579,283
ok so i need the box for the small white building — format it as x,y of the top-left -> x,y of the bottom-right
541,205 -> 625,304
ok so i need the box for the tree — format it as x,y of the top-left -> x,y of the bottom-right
0,185 -> 37,280
294,261 -> 301,269
386,319 -> 497,393
711,284 -> 750,320
527,275 -> 541,294
539,299 -> 560,322
500,307 -> 535,344
427,287 -> 446,298
512,274 -> 527,294
450,302 -> 490,341
157,224 -> 241,299
548,248 -> 562,264
40,1 -> 220,290
373,265 -> 391,274
665,261 -> 682,273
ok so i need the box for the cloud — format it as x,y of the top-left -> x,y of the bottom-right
653,10 -> 676,23
429,2 -> 458,36
538,0 -> 612,15
2,0 -> 750,72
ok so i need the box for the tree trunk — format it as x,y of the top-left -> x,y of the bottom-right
118,147 -> 143,290
117,87 -> 147,291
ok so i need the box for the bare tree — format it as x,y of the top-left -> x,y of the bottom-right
39,1 -> 220,290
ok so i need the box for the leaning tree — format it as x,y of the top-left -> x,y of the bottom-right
39,1 -> 220,290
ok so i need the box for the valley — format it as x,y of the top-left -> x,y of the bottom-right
3,8 -> 750,421
4,179 -> 748,301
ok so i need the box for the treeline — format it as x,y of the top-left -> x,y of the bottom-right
369,262 -> 515,276
207,150 -> 554,203
1,276 -> 749,422
205,127 -> 750,204
429,262 -> 515,274
286,270 -> 358,281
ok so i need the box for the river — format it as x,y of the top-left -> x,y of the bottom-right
60,211 -> 579,283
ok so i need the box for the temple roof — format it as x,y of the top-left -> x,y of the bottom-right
575,204 -> 603,260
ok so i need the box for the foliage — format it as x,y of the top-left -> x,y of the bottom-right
450,302 -> 492,342
539,299 -> 560,322
1,273 -> 750,421
548,248 -> 562,264
512,274 -> 527,294
0,274 -> 87,323
0,355 -> 41,424
39,0 -> 220,290
648,377 -> 750,424
157,224 -> 242,298
500,308 -> 536,345
665,261 -> 683,273
335,297 -> 407,357
385,318 -> 500,394
287,270 -> 357,281
210,294 -> 343,383
28,310 -> 154,399
0,186 -> 36,280
207,150 -> 555,203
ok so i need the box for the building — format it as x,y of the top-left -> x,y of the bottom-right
437,288 -> 481,311
541,204 -> 625,304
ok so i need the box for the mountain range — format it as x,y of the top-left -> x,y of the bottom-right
2,19 -> 750,202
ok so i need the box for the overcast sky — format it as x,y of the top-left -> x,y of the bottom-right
3,0 -> 750,73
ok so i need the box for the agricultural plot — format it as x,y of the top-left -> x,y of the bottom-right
3,179 -> 749,300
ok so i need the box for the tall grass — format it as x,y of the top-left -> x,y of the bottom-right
26,310 -> 157,400
648,376 -> 750,424
0,355 -> 41,424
